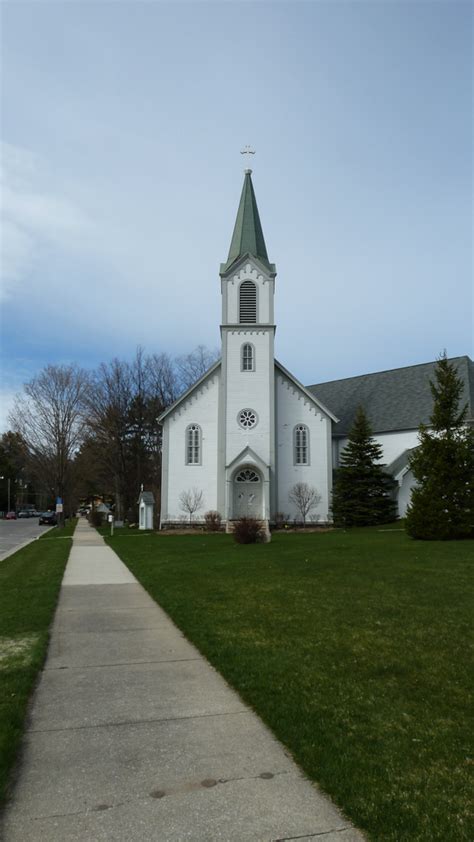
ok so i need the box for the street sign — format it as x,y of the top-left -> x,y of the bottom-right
56,503 -> 63,513
56,497 -> 62,505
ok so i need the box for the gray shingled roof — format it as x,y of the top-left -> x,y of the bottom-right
307,356 -> 473,436
138,491 -> 155,505
386,448 -> 416,478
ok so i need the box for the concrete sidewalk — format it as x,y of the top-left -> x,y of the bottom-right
2,518 -> 364,841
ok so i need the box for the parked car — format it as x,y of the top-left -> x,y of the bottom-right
5,511 -> 16,520
18,510 -> 34,518
39,512 -> 57,526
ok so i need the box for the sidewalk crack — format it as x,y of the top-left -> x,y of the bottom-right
44,657 -> 201,670
273,827 -> 355,841
28,709 -> 251,734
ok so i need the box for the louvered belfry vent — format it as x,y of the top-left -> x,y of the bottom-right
239,281 -> 257,323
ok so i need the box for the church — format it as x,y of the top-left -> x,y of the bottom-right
159,170 -> 473,527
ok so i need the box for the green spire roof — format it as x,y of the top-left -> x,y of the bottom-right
221,170 -> 274,274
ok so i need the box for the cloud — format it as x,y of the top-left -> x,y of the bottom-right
0,138 -> 222,355
0,219 -> 35,285
0,142 -> 92,298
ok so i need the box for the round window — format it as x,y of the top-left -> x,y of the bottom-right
238,408 -> 258,429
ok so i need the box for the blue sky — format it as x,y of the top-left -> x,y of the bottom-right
1,0 -> 472,430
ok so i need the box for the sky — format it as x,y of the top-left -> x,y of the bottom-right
1,0 -> 472,431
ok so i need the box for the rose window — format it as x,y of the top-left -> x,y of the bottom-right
238,409 -> 258,429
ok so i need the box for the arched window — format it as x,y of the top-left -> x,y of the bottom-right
186,424 -> 201,465
239,280 -> 257,323
294,424 -> 309,465
241,343 -> 254,371
235,469 -> 260,483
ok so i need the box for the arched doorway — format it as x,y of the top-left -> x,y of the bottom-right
233,467 -> 262,519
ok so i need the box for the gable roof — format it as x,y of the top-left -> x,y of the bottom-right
158,357 -> 340,425
386,448 -> 416,479
226,445 -> 270,473
157,360 -> 221,423
275,360 -> 339,422
220,170 -> 275,275
307,356 -> 473,436
138,491 -> 155,505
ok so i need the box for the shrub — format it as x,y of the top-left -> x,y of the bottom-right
233,516 -> 264,544
204,510 -> 222,531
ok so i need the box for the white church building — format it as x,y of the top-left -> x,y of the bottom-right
159,170 -> 473,526
159,168 -> 337,526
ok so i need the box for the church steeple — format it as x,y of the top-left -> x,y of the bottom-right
221,170 -> 274,274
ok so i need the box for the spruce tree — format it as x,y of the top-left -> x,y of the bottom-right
406,353 -> 474,540
332,406 -> 396,527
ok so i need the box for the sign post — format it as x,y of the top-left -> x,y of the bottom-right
55,497 -> 63,526
108,513 -> 114,536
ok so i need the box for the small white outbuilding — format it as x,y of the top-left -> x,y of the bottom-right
138,490 -> 155,530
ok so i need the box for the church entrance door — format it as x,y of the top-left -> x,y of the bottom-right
233,468 -> 262,519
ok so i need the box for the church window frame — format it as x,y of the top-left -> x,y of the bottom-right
237,408 -> 258,429
294,424 -> 310,466
241,342 -> 255,372
185,424 -> 202,465
239,280 -> 257,324
235,468 -> 260,483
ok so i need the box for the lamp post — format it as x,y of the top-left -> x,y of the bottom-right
0,476 -> 11,512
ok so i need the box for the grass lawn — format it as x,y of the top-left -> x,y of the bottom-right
38,517 -> 78,540
0,532 -> 73,805
104,527 -> 473,841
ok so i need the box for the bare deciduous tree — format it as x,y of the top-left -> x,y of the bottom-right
84,348 -> 180,522
288,482 -> 321,526
9,344 -> 218,525
85,358 -> 134,521
147,352 -> 179,408
175,345 -> 219,393
179,487 -> 204,524
9,364 -> 90,521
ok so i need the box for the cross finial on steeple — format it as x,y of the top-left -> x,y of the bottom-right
240,145 -> 255,174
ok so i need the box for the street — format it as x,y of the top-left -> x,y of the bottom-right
0,519 -> 53,561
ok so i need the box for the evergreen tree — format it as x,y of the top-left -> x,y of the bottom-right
332,406 -> 396,527
406,353 -> 474,540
